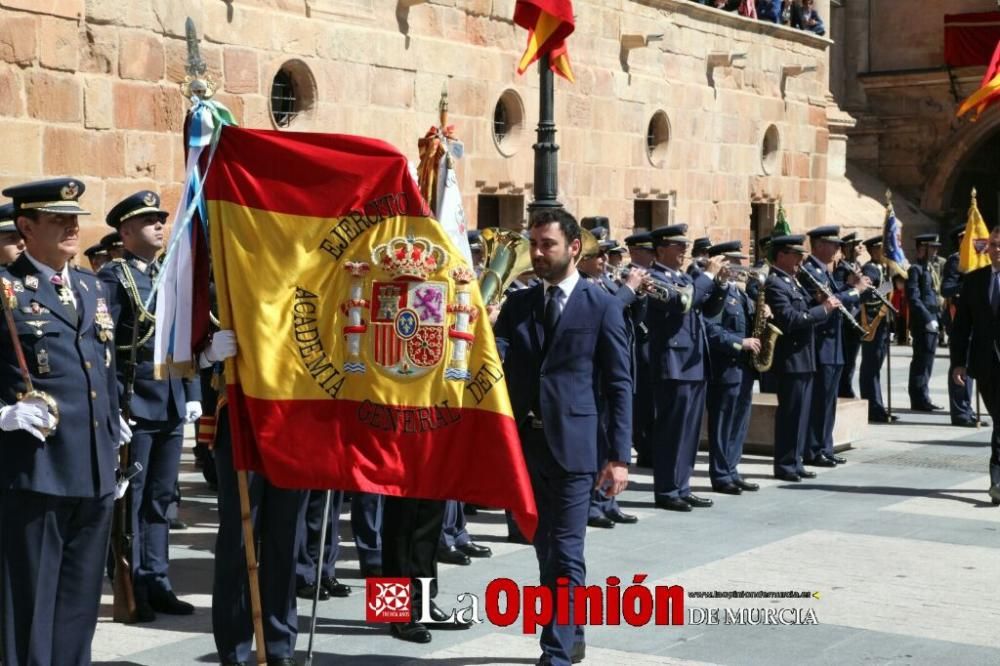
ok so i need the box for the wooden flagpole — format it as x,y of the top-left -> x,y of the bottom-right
237,470 -> 267,666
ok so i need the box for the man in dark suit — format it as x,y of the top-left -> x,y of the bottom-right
99,191 -> 202,621
908,234 -> 943,411
0,178 -> 130,665
703,241 -> 762,495
494,207 -> 632,666
942,226 -> 984,427
801,226 -> 865,467
950,225 -> 1000,506
858,236 -> 898,423
765,235 -> 838,481
646,224 -> 725,512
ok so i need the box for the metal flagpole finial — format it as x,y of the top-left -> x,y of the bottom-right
181,17 -> 216,101
885,188 -> 892,205
439,81 -> 449,129
971,186 -> 978,201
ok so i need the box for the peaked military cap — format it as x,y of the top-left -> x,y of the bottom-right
599,239 -> 619,253
770,234 -> 807,253
582,217 -> 609,236
708,240 -> 746,259
949,225 -> 966,242
467,228 -> 482,251
806,225 -> 842,243
841,232 -> 860,245
101,231 -> 123,250
692,237 -> 712,254
914,233 -> 941,246
106,190 -> 169,229
84,243 -> 109,259
624,232 -> 653,249
650,224 -> 690,245
2,178 -> 90,216
862,235 -> 883,248
0,203 -> 16,234
608,243 -> 627,255
757,235 -> 771,248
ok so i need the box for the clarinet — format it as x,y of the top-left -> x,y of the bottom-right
798,266 -> 868,336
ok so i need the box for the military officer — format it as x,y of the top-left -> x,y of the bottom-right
295,490 -> 354,599
765,235 -> 838,481
703,241 -> 761,495
83,242 -> 111,272
907,233 -> 944,411
801,226 -> 865,467
99,191 -> 202,621
687,236 -> 712,278
0,203 -> 24,266
747,236 -> 776,394
834,232 -> 863,398
941,226 -> 984,427
929,236 -> 947,346
647,224 -> 726,511
607,242 -> 627,272
858,236 -> 898,423
0,178 -> 130,665
101,230 -> 124,260
623,232 -> 656,467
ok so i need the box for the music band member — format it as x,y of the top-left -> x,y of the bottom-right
646,224 -> 725,512
834,233 -> 863,398
765,235 -> 839,482
950,226 -> 1000,507
858,236 -> 897,423
494,208 -> 631,666
703,241 -> 762,495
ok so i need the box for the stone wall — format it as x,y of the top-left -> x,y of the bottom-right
0,0 -> 831,248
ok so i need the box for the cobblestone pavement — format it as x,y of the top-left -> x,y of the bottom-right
93,345 -> 1000,665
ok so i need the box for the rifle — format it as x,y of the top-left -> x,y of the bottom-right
112,275 -> 145,623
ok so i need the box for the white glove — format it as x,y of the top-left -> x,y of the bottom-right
185,401 -> 203,424
118,413 -> 133,448
926,320 -> 939,333
0,397 -> 55,442
200,330 -> 237,367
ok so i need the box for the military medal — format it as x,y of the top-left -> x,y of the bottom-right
36,349 -> 50,375
24,276 -> 38,291
57,286 -> 73,306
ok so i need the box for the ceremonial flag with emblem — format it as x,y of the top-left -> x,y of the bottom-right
957,40 -> 1000,120
773,200 -> 792,236
959,188 -> 991,273
514,0 -> 575,82
202,126 -> 537,539
882,195 -> 910,279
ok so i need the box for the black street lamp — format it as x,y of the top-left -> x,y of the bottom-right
529,53 -> 562,212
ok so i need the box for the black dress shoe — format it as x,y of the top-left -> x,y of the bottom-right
870,413 -> 900,423
437,545 -> 471,566
222,662 -> 247,666
134,597 -> 156,623
989,485 -> 1000,506
169,519 -> 188,530
296,583 -> 329,600
320,577 -> 351,597
804,456 -> 836,467
827,454 -> 846,465
426,601 -> 472,628
458,542 -> 493,558
774,473 -> 801,482
587,515 -> 615,528
606,508 -> 638,524
682,494 -> 713,508
952,419 -> 984,427
655,497 -> 692,512
734,479 -> 759,491
267,659 -> 297,666
911,403 -> 942,412
149,590 -> 194,615
507,533 -> 531,545
798,470 -> 817,479
390,620 -> 432,643
571,640 -> 586,663
713,483 -> 742,495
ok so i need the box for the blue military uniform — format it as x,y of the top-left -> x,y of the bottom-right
686,237 -> 711,279
703,241 -> 758,494
0,178 -> 121,665
624,233 -> 656,467
98,191 -> 201,614
801,227 -> 860,464
833,233 -> 862,398
907,234 -> 943,410
645,225 -> 720,510
857,237 -> 895,422
764,236 -> 831,479
941,227 -> 979,426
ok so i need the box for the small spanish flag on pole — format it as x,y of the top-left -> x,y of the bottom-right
959,187 -> 991,273
957,41 -> 1000,120
514,0 -> 575,82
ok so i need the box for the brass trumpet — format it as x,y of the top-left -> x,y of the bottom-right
616,264 -> 694,313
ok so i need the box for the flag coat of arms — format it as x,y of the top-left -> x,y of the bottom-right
203,127 -> 537,538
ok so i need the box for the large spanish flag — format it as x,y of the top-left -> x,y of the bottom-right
204,126 -> 537,539
957,40 -> 1000,120
514,0 -> 575,82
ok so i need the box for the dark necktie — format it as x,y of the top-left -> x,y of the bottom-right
544,285 -> 562,342
50,274 -> 78,323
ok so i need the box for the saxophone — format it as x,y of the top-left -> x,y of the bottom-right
750,271 -> 782,373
